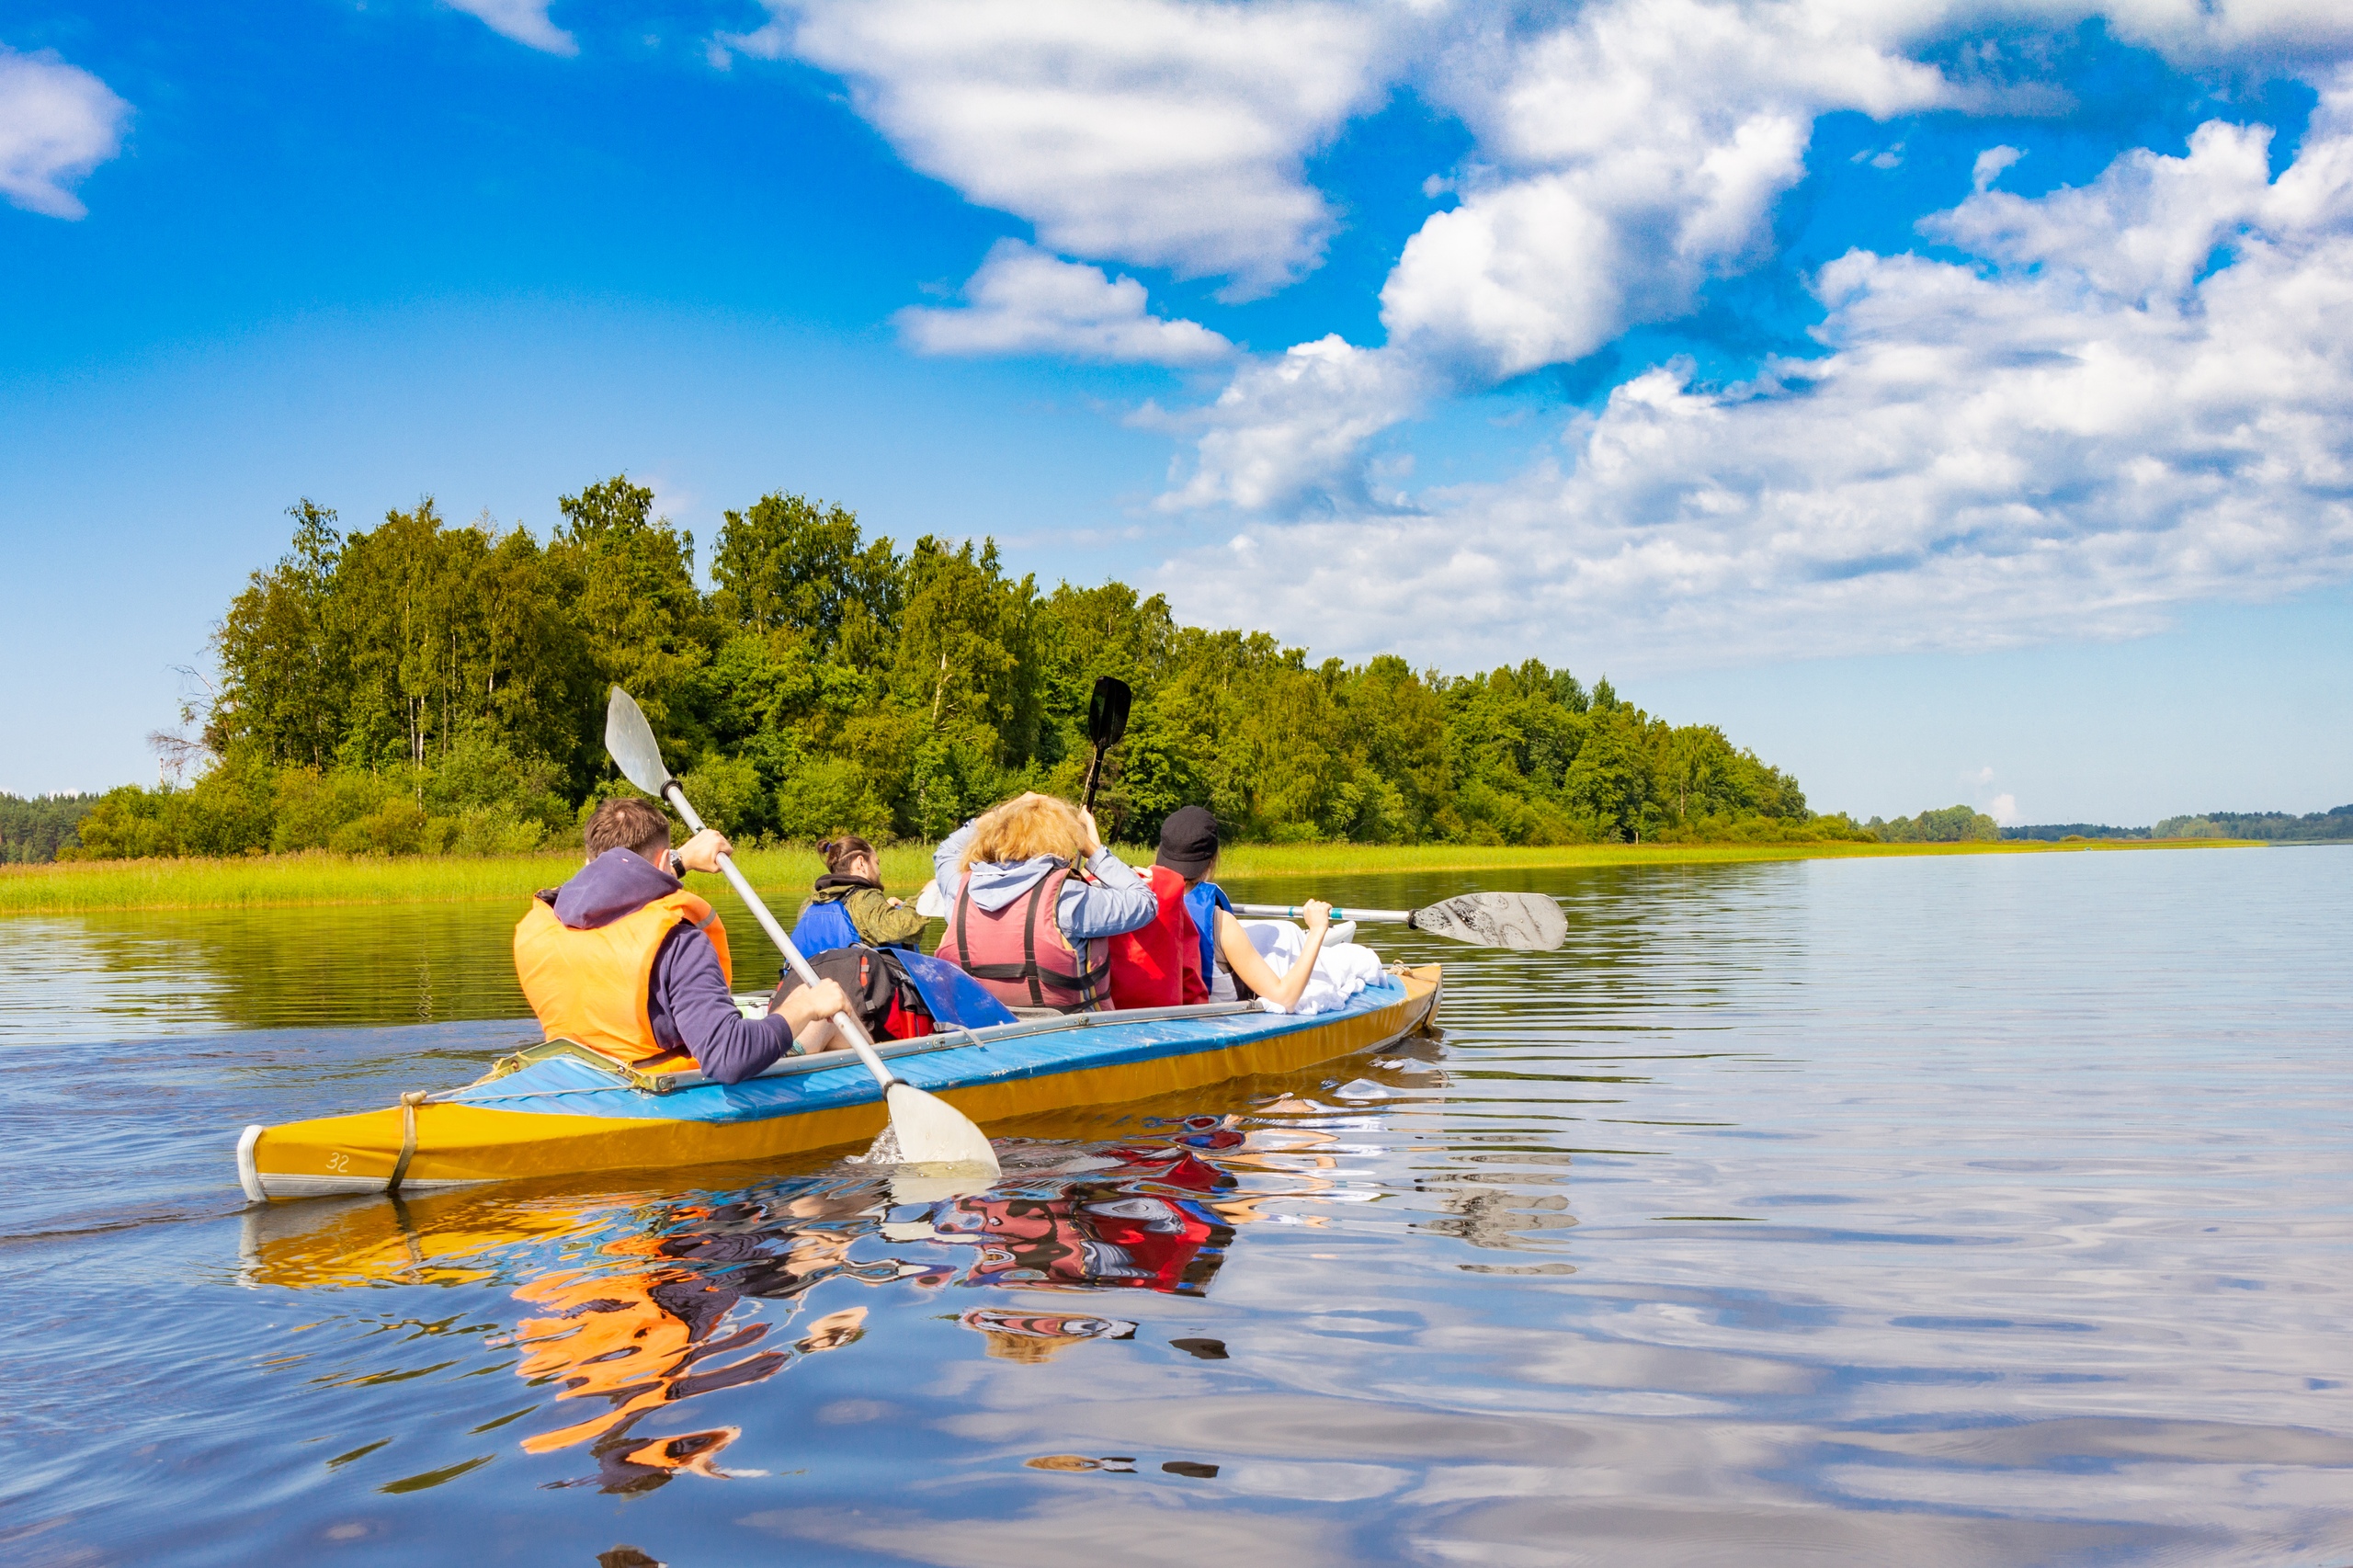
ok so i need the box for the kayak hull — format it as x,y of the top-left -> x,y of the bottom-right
245,965 -> 1439,1199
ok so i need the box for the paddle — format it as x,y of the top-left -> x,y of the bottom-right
1079,676 -> 1131,814
603,687 -> 999,1176
1230,892 -> 1568,951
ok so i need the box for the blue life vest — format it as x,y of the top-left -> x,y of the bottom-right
790,897 -> 860,959
1185,881 -> 1233,981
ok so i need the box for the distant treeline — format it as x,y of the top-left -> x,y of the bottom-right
2153,806 -> 2353,841
2002,806 -> 2353,842
2001,823 -> 2149,841
0,793 -> 99,863
43,478 -> 1886,862
1866,804 -> 2003,844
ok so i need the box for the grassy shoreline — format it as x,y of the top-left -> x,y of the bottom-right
0,837 -> 2258,915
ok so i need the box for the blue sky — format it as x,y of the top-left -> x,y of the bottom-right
4,0 -> 2350,824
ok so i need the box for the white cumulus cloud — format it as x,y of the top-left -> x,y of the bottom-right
444,0 -> 576,56
1152,335 -> 1432,512
718,0 -> 1407,297
897,240 -> 1233,365
1389,0 -> 1956,380
2091,0 -> 2353,63
1156,82 -> 2353,670
1167,0 -> 1973,515
0,44 -> 130,220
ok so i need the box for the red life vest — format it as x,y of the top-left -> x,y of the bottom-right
935,858 -> 1110,1013
1108,863 -> 1205,1010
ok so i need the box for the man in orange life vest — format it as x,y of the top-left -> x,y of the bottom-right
515,798 -> 849,1083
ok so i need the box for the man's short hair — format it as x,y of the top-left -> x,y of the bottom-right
586,797 -> 671,859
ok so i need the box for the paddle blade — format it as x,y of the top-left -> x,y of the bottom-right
1410,892 -> 1568,951
1087,676 -> 1132,747
883,1082 -> 1001,1175
604,687 -> 674,797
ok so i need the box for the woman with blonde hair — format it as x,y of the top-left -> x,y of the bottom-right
932,792 -> 1157,1013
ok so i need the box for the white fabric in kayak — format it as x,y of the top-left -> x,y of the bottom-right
1234,920 -> 1381,1015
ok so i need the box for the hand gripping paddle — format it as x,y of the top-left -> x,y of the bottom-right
605,687 -> 999,1176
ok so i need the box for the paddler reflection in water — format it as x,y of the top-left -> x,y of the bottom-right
237,1131 -> 1269,1492
925,1137 -> 1238,1295
509,1184 -> 924,1494
513,798 -> 853,1081
505,1140 -> 1238,1487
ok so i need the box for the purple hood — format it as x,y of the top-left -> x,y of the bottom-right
538,846 -> 795,1087
553,848 -> 680,928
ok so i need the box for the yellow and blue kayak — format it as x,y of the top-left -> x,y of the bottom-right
238,964 -> 1441,1201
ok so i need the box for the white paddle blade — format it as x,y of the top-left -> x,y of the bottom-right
1412,892 -> 1568,951
889,1168 -> 996,1206
884,1082 -> 1001,1175
604,687 -> 674,797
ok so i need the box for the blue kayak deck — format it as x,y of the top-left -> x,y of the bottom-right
438,975 -> 1414,1126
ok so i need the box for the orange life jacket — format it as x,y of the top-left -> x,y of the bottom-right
513,890 -> 733,1064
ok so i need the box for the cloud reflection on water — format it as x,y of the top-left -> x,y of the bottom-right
5,849 -> 2350,1563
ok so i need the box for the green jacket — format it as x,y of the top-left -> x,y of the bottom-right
801,880 -> 928,949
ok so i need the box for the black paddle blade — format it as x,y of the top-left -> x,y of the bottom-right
1408,892 -> 1569,951
1088,676 -> 1133,748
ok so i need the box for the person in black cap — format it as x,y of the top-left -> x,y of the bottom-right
1106,806 -> 1216,1008
1152,806 -> 1336,1013
1159,807 -> 1232,997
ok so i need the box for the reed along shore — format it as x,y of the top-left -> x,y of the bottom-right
0,837 -> 2256,915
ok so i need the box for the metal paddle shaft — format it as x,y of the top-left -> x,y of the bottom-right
658,784 -> 891,1076
603,687 -> 998,1173
1231,892 -> 1568,952
1235,903 -> 1411,921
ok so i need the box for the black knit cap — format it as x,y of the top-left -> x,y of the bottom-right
1155,805 -> 1221,878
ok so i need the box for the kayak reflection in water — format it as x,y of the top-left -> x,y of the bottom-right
917,1141 -> 1237,1296
510,1133 -> 1245,1486
242,1120 -> 1275,1493
511,1185 -> 912,1494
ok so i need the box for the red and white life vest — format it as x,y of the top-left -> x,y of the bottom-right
935,858 -> 1110,1013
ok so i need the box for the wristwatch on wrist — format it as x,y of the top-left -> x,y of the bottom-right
665,849 -> 686,879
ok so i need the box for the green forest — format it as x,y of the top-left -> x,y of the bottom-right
38,477 -> 1885,861
2153,806 -> 2353,841
0,793 -> 100,864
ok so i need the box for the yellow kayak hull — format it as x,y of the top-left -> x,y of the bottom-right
244,966 -> 1440,1199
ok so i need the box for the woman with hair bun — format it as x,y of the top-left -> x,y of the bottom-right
790,834 -> 927,959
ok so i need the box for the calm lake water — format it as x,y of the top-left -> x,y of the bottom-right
4,848 -> 2348,1566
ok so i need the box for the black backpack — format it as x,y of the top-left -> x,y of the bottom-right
770,944 -> 935,1041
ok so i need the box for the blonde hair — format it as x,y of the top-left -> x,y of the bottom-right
960,793 -> 1087,872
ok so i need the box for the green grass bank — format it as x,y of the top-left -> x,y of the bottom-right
0,837 -> 2256,915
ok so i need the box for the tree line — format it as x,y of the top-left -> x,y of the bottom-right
2153,806 -> 2353,841
0,793 -> 101,863
56,476 -> 1883,861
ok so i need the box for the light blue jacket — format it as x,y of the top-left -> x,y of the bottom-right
932,821 -> 1158,940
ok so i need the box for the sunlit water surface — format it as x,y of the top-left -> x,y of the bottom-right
3,848 -> 2348,1566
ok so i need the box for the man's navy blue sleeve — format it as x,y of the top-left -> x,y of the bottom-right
648,926 -> 795,1085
